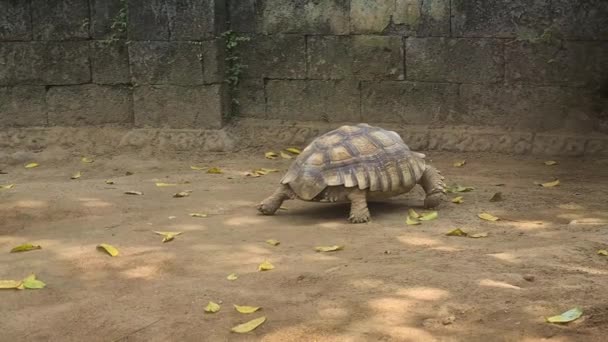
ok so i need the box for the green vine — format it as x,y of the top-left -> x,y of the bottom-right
221,30 -> 250,121
109,0 -> 128,41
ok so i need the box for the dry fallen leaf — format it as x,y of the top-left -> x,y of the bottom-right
315,245 -> 344,252
234,305 -> 261,314
81,157 -> 94,163
285,147 -> 301,155
258,260 -> 274,271
244,171 -> 261,177
469,232 -> 489,238
154,231 -> 182,243
446,184 -> 474,193
190,165 -> 205,170
540,179 -> 560,188
406,216 -> 421,225
453,160 -> 466,167
266,239 -> 280,246
598,250 -> 608,256
280,151 -> 293,159
408,209 -> 421,219
204,301 -> 221,313
207,167 -> 223,174
189,213 -> 208,218
489,192 -> 503,202
124,191 -> 143,195
265,152 -> 279,159
10,243 -> 42,253
25,162 -> 39,169
173,190 -> 192,198
279,206 -> 288,210
0,184 -> 15,190
71,171 -> 82,180
156,182 -> 177,187
97,243 -> 119,257
21,274 -> 45,289
478,212 -> 499,221
0,280 -> 22,289
546,308 -> 583,324
544,160 -> 558,166
419,211 -> 438,221
105,180 -> 115,185
446,228 -> 468,237
227,273 -> 238,281
451,196 -> 464,204
231,316 -> 266,333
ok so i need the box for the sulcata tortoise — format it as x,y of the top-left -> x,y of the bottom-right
257,124 -> 446,223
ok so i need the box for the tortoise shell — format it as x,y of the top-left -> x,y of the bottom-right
281,124 -> 427,200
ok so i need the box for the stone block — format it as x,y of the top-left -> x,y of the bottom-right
235,79 -> 266,119
128,0 -> 170,40
133,85 -> 223,129
31,0 -> 90,40
0,0 -> 32,40
551,0 -> 608,40
532,134 -> 587,156
90,0 -> 128,39
307,35 -> 403,80
239,35 -> 306,79
585,137 -> 608,157
228,0 -> 258,33
451,0 -> 552,38
0,86 -> 46,127
91,41 -> 130,84
170,0 -> 216,40
350,0 -> 393,33
129,41 -> 203,85
261,0 -> 349,34
390,0 -> 450,36
266,80 -> 360,122
428,129 -> 534,154
361,81 -> 458,124
201,40 -> 223,84
0,42 -> 90,85
47,85 -> 132,126
406,38 -> 504,84
505,41 -> 608,87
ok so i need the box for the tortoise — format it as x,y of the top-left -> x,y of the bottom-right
257,124 -> 446,223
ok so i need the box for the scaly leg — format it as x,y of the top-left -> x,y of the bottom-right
347,188 -> 371,223
257,184 -> 295,215
419,165 -> 446,208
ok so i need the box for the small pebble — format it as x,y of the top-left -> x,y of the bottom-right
442,315 -> 456,325
523,275 -> 535,282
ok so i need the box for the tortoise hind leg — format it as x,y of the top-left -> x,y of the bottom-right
420,165 -> 446,208
257,184 -> 295,215
347,188 -> 371,223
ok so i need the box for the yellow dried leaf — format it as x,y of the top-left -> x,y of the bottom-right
446,228 -> 468,237
541,179 -> 560,188
190,165 -> 205,170
478,212 -> 499,221
234,305 -> 261,314
453,160 -> 466,167
258,260 -> 274,271
10,243 -> 42,253
546,308 -> 583,324
406,216 -> 421,225
280,151 -> 293,159
105,180 -> 115,185
97,243 -> 119,257
124,191 -> 143,195
451,196 -> 464,204
285,147 -> 301,154
265,151 -> 278,159
245,171 -> 261,177
231,316 -> 266,333
25,162 -> 39,169
0,184 -> 15,190
544,160 -> 558,166
446,185 -> 474,193
71,171 -> 82,179
173,190 -> 192,198
81,157 -> 94,163
0,280 -> 22,289
156,182 -> 177,187
279,206 -> 288,210
260,168 -> 279,173
227,273 -> 238,281
419,211 -> 438,221
598,250 -> 608,256
153,231 -> 182,243
207,167 -> 223,174
266,239 -> 280,246
315,245 -> 344,252
469,232 -> 489,238
204,301 -> 221,313
189,213 -> 208,218
21,274 -> 45,289
408,209 -> 421,219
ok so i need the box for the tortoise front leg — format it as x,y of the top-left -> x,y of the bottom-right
257,184 -> 295,215
347,188 -> 371,223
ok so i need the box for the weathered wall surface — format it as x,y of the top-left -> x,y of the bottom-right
1,0 -> 607,155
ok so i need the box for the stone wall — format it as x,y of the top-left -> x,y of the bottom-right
1,0 -> 607,155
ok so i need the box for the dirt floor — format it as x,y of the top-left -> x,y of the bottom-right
1,150 -> 607,342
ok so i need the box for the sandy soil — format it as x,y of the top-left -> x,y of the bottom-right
1,150 -> 607,342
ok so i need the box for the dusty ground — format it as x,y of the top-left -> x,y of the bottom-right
1,150 -> 607,342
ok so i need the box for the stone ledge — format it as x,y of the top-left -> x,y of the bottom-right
1,120 -> 606,157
